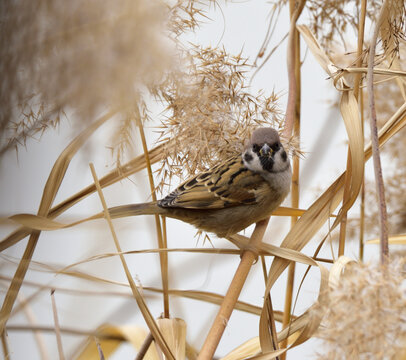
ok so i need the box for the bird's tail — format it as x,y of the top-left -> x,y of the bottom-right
107,202 -> 166,219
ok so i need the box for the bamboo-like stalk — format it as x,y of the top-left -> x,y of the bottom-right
135,110 -> 170,318
89,163 -> 174,360
281,0 -> 301,356
366,0 -> 390,264
197,219 -> 270,360
50,290 -> 65,360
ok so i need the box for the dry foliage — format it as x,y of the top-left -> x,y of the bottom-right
154,45 -> 283,189
313,260 -> 406,360
1,0 -> 406,359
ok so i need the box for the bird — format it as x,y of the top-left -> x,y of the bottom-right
108,127 -> 292,238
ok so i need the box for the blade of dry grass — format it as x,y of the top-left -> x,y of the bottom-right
75,324 -> 159,360
156,318 -> 186,360
89,163 -> 174,359
0,142 -> 168,252
366,234 -> 406,244
5,206 -> 309,232
0,110 -> 115,334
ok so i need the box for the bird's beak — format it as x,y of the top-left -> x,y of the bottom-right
259,144 -> 272,157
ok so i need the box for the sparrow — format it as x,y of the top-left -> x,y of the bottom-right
109,127 -> 291,237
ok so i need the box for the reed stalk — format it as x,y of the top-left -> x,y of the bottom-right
366,0 -> 390,264
197,219 -> 269,359
280,0 -> 301,357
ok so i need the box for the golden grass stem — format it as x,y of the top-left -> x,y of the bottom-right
338,151 -> 352,257
353,0 -> 367,101
89,163 -> 174,360
283,0 -> 306,138
50,290 -> 65,360
359,89 -> 366,262
135,333 -> 154,360
366,0 -> 390,264
1,329 -> 9,360
136,111 -> 169,318
197,219 -> 270,360
338,0 -> 367,256
5,324 -> 125,340
354,0 -> 367,262
281,2 -> 301,355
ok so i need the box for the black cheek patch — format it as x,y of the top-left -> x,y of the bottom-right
244,153 -> 253,162
281,150 -> 287,162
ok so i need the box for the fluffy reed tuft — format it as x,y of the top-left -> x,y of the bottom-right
0,0 -> 173,155
313,260 -> 406,359
154,46 -> 283,190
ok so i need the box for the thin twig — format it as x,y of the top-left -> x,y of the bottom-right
50,290 -> 65,360
197,219 -> 270,359
135,333 -> 153,360
366,0 -> 390,264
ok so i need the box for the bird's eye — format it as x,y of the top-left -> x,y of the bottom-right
252,144 -> 260,153
272,142 -> 280,151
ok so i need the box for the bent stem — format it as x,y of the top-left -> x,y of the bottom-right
197,219 -> 270,360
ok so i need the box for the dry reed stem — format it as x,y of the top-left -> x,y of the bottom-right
359,93 -> 366,261
281,0 -> 301,356
283,0 -> 306,139
135,333 -> 154,360
136,110 -> 169,318
89,163 -> 174,360
50,290 -> 65,360
0,110 -> 114,334
367,0 -> 390,264
197,219 -> 270,360
355,0 -> 368,262
1,331 -> 9,360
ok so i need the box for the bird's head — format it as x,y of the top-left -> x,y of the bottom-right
242,128 -> 289,174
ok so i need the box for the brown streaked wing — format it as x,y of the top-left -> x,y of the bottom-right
159,155 -> 267,209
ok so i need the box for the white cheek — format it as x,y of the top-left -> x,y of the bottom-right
242,149 -> 263,172
272,151 -> 288,172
